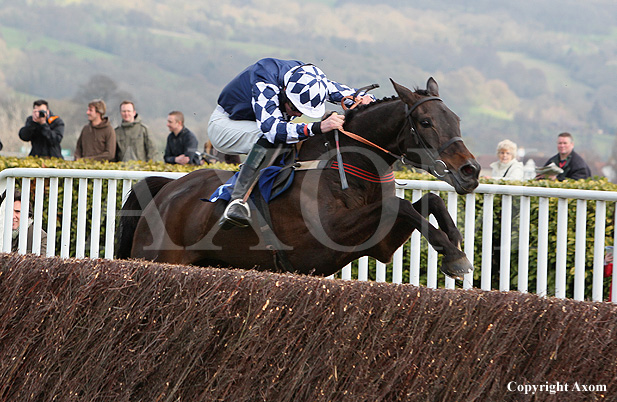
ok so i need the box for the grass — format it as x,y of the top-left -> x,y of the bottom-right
497,50 -> 592,94
469,105 -> 514,121
0,25 -> 114,61
0,23 -> 190,95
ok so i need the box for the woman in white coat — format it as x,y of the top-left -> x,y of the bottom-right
490,139 -> 525,180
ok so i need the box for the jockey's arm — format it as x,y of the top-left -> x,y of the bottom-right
252,80 -> 374,145
252,82 -> 318,144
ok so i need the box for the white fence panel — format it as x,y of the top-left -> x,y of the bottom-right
1,168 -> 617,302
0,168 -> 185,259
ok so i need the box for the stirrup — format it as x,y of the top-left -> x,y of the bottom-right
221,199 -> 252,228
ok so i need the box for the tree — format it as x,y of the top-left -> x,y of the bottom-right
72,74 -> 133,112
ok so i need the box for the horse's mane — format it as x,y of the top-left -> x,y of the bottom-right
344,96 -> 399,121
344,88 -> 433,121
413,88 -> 431,96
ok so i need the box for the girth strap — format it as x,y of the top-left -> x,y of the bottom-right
293,160 -> 395,183
251,186 -> 294,273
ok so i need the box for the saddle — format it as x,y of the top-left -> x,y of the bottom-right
205,149 -> 302,272
207,149 -> 299,204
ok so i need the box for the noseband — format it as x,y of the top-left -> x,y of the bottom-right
399,96 -> 463,177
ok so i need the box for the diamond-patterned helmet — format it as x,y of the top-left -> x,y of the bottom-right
283,64 -> 328,118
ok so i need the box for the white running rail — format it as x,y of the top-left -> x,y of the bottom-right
1,168 -> 615,302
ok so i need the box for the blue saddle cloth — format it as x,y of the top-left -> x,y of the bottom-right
207,166 -> 295,203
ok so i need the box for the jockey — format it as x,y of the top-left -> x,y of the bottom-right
208,57 -> 373,229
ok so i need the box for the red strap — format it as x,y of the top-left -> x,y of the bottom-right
330,161 -> 395,183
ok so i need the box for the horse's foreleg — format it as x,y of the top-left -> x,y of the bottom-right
382,197 -> 472,279
320,196 -> 472,279
411,192 -> 462,249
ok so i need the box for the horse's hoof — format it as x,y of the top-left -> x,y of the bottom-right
441,257 -> 473,280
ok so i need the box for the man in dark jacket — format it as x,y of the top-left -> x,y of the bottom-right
18,99 -> 64,158
163,111 -> 201,165
539,132 -> 591,181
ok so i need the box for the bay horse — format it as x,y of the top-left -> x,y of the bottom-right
117,78 -> 480,279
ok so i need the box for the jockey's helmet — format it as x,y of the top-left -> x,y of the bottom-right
283,64 -> 327,118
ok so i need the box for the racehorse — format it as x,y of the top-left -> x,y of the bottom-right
117,78 -> 480,279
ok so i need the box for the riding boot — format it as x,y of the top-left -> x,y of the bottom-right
219,138 -> 284,229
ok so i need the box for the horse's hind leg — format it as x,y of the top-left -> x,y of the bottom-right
412,193 -> 462,249
132,236 -> 193,265
153,250 -> 192,265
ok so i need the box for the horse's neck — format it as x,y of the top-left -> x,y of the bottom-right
299,99 -> 403,163
296,134 -> 329,161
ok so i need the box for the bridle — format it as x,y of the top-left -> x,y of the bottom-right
400,96 -> 463,177
337,95 -> 463,178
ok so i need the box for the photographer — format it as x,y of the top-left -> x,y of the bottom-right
18,99 -> 64,158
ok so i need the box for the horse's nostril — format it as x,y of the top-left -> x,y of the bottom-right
460,162 -> 479,178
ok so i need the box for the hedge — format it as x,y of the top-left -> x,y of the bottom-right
1,254 -> 615,400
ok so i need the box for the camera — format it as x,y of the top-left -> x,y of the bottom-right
38,110 -> 47,118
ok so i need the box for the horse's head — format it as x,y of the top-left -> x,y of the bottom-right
391,78 -> 480,194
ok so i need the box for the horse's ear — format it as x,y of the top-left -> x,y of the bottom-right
426,77 -> 439,97
390,78 -> 416,103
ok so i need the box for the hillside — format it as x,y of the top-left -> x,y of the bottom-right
0,0 -> 617,166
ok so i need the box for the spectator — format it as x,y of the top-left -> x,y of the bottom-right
605,246 -> 613,301
489,139 -> 524,180
538,132 -> 591,181
0,190 -> 48,255
18,99 -> 64,158
115,100 -> 156,162
74,99 -> 116,161
203,140 -> 241,164
163,111 -> 201,165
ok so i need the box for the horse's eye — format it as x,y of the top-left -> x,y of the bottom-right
420,120 -> 431,128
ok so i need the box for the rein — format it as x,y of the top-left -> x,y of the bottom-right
337,127 -> 400,159
340,83 -> 381,111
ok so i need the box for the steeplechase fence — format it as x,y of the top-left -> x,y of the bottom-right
1,167 -> 615,303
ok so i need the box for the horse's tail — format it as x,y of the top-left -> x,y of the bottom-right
116,176 -> 174,259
